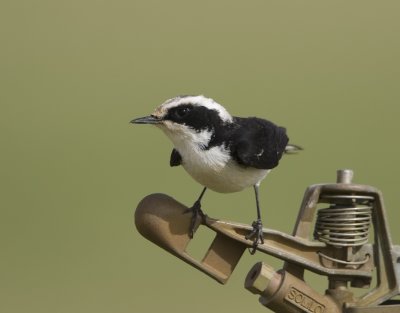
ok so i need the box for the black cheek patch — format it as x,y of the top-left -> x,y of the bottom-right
165,105 -> 224,133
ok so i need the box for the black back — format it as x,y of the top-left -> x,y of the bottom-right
229,117 -> 289,169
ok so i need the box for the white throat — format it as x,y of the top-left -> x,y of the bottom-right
159,123 -> 230,171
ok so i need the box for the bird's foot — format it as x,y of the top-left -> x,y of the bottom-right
245,219 -> 264,255
183,200 -> 206,238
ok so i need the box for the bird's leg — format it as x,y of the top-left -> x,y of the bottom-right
184,187 -> 207,238
245,184 -> 265,254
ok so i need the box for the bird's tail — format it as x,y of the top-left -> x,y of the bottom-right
284,144 -> 303,154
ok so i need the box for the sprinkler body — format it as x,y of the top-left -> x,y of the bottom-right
135,170 -> 400,312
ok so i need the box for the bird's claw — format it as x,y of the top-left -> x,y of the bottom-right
245,219 -> 264,255
183,200 -> 206,238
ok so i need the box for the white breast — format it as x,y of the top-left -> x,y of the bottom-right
160,125 -> 270,193
183,157 -> 270,193
177,140 -> 269,193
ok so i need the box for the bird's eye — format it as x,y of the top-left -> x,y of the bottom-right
175,107 -> 191,118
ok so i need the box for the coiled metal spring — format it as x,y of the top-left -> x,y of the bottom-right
314,195 -> 373,247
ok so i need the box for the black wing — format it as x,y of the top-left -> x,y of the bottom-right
170,148 -> 182,167
231,117 -> 289,169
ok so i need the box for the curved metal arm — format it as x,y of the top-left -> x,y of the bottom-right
135,193 -> 372,284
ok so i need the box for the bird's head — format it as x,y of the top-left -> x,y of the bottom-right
131,95 -> 233,148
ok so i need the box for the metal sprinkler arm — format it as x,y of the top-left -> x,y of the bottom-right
134,194 -> 373,284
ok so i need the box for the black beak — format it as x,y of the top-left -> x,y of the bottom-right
130,115 -> 162,124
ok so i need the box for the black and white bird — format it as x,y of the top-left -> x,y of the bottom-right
131,95 -> 301,253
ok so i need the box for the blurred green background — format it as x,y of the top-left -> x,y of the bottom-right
1,1 -> 400,312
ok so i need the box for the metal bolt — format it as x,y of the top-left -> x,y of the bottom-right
336,169 -> 354,184
245,262 -> 280,296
